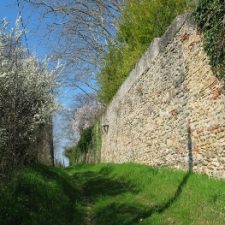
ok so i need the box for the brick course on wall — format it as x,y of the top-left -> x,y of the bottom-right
101,14 -> 225,178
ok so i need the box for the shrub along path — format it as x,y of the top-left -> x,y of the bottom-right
1,163 -> 225,225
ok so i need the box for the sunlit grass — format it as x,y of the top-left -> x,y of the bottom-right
1,163 -> 225,225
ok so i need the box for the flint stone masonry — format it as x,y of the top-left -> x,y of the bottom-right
101,14 -> 225,179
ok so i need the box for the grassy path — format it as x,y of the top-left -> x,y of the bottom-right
1,163 -> 225,225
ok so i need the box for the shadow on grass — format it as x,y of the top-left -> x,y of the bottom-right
0,164 -> 85,225
0,164 -> 140,225
93,124 -> 194,225
68,164 -> 192,225
94,171 -> 192,225
72,167 -> 139,202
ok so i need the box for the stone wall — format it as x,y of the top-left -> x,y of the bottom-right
36,118 -> 54,166
101,14 -> 225,178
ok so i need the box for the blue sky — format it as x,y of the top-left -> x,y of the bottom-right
0,0 -> 46,58
0,0 -> 82,166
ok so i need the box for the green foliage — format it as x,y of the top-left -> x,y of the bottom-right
194,0 -> 225,78
2,163 -> 225,225
0,165 -> 84,225
65,121 -> 101,165
98,0 -> 192,103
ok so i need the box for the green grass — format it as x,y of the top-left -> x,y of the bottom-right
1,163 -> 225,225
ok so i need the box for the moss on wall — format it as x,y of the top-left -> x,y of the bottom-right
65,121 -> 101,165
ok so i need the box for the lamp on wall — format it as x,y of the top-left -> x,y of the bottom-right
102,124 -> 109,134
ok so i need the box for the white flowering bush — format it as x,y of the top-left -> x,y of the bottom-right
0,19 -> 59,175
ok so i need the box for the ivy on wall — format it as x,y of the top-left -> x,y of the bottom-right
65,121 -> 101,165
194,0 -> 225,78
